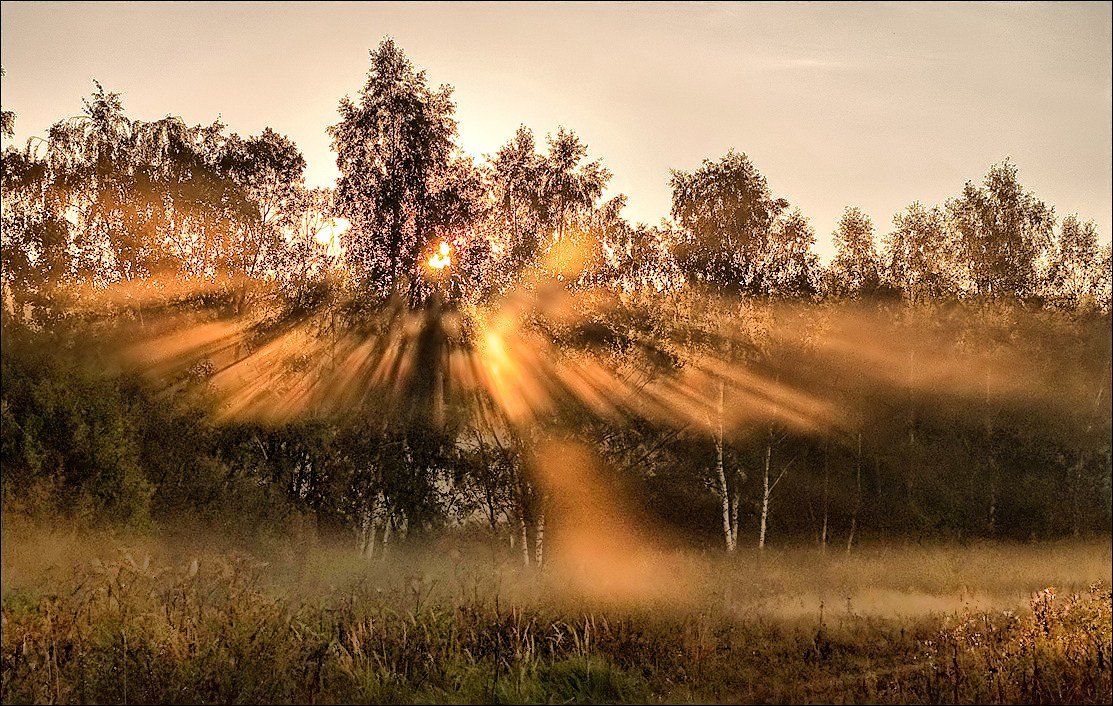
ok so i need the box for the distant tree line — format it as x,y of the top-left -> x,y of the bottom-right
1,43 -> 1110,559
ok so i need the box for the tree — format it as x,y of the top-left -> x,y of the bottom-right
825,207 -> 881,297
39,83 -> 257,292
762,208 -> 820,297
329,38 -> 458,300
275,186 -> 342,308
1,66 -> 14,139
884,202 -> 958,302
670,150 -> 789,294
45,82 -> 147,283
947,160 -> 1055,299
1,144 -> 73,321
648,293 -> 771,552
1045,215 -> 1108,311
590,198 -> 681,293
219,128 -> 306,311
425,153 -> 491,302
539,127 -> 610,244
489,125 -> 545,276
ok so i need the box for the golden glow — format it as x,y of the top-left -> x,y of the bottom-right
313,218 -> 351,259
110,280 -> 1087,439
104,279 -> 1106,606
535,439 -> 693,605
427,241 -> 452,270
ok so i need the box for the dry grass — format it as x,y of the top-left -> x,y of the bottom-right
2,518 -> 1110,704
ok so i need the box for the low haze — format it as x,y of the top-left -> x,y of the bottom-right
2,1 -> 1110,259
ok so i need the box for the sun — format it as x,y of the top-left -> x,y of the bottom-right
314,217 -> 351,246
427,241 -> 452,270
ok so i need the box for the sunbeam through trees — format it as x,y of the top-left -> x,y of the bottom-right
2,19 -> 1111,705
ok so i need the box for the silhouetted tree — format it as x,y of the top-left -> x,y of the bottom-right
826,207 -> 881,297
219,128 -> 306,311
329,38 -> 458,300
489,125 -> 545,276
1046,215 -> 1109,311
0,67 -> 14,139
763,208 -> 819,297
539,127 -> 610,244
670,150 -> 789,294
947,160 -> 1055,300
884,202 -> 958,302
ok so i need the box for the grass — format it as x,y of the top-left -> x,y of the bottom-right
2,518 -> 1110,704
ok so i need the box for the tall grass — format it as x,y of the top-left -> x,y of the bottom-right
2,520 -> 1110,703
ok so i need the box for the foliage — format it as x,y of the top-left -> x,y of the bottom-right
946,160 -> 1056,299
329,38 -> 459,301
669,150 -> 789,294
826,206 -> 882,297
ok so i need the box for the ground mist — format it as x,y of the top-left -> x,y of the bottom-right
2,518 -> 1109,704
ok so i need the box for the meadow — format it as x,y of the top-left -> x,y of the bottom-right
3,517 -> 1109,704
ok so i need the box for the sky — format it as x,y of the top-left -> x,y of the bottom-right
2,1 -> 1110,260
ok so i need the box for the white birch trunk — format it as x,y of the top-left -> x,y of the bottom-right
360,492 -> 381,559
759,442 -> 771,550
847,431 -> 862,553
381,514 -> 393,561
519,513 -> 530,567
364,520 -> 378,560
534,508 -> 545,568
730,481 -> 741,551
716,446 -> 732,552
712,378 -> 738,552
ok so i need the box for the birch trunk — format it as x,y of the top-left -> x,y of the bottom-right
821,443 -> 829,551
361,491 -> 382,559
730,482 -> 741,551
847,431 -> 863,553
759,442 -> 771,550
534,508 -> 545,568
518,513 -> 530,567
714,378 -> 736,552
380,514 -> 393,561
364,520 -> 378,560
516,470 -> 532,566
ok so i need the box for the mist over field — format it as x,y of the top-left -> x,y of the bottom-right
2,4 -> 1112,704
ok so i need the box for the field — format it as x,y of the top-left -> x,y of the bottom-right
3,518 -> 1110,704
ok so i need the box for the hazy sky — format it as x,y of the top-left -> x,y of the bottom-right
2,1 -> 1110,258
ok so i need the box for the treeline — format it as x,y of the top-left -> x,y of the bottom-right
3,44 -> 1110,315
0,42 -> 1110,558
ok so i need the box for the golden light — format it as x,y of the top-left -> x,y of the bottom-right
427,240 -> 452,270
314,217 -> 351,246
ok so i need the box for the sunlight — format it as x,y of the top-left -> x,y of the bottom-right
313,217 -> 350,247
2,6 -> 1110,703
427,240 -> 452,270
